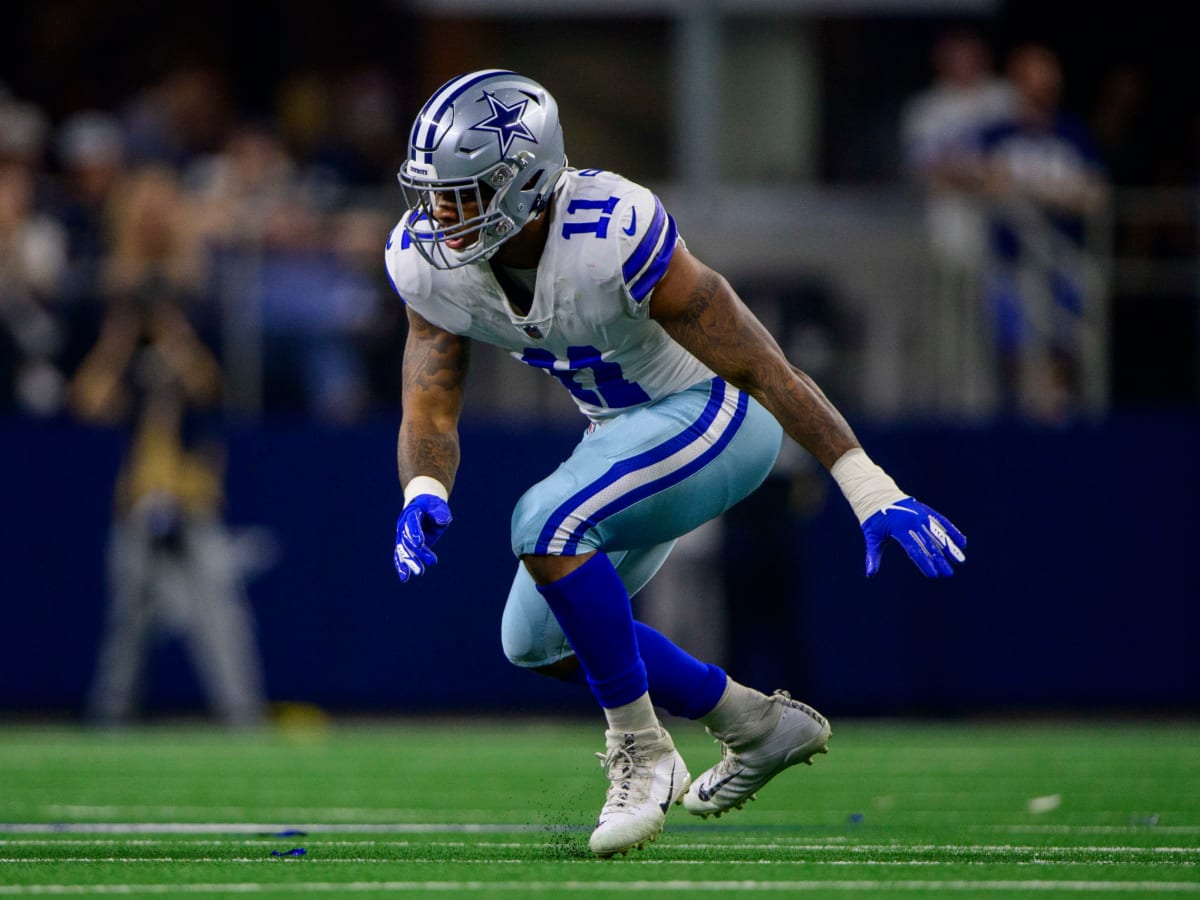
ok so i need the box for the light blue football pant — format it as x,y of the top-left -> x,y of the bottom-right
501,377 -> 784,668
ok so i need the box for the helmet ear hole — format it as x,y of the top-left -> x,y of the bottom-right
520,170 -> 543,192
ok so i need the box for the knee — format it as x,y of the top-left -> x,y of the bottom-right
501,634 -> 579,680
501,638 -> 580,681
500,600 -> 568,670
500,626 -> 543,669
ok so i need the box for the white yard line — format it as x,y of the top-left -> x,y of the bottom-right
5,822 -> 1197,841
18,817 -> 1200,836
1,879 -> 1200,894
0,837 -> 1195,855
39,806 -> 502,820
988,826 -> 1200,835
0,858 -> 1193,868
0,823 -> 560,834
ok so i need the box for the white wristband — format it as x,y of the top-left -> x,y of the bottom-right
404,476 -> 449,506
830,448 -> 907,524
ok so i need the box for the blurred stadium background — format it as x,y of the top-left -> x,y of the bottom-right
1,0 -> 1197,726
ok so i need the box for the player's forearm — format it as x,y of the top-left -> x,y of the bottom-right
157,333 -> 222,403
700,343 -> 860,471
397,422 -> 459,495
398,310 -> 469,494
86,313 -> 141,374
1037,176 -> 1109,215
752,364 -> 861,471
655,266 -> 860,470
69,321 -> 139,420
717,303 -> 862,469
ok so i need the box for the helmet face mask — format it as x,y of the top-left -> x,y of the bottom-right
397,159 -> 517,269
397,70 -> 566,270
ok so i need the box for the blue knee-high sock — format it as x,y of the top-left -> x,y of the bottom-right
536,554 -> 647,709
555,620 -> 728,720
635,622 -> 727,720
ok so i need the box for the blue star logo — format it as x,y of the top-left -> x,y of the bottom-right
470,91 -> 538,156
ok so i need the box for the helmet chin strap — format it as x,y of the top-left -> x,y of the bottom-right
531,163 -> 569,215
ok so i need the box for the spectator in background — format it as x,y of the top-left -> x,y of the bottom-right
312,68 -> 406,190
53,111 -> 128,374
975,44 -> 1110,422
900,28 -> 1014,418
186,121 -> 302,415
0,89 -> 68,416
276,67 -> 406,193
246,194 -> 387,422
188,121 -> 305,248
188,120 -> 392,421
0,160 -> 69,416
276,72 -> 335,167
121,63 -> 233,171
0,93 -> 50,171
86,165 -> 212,397
56,112 -> 127,264
329,204 -> 405,414
71,165 -> 267,727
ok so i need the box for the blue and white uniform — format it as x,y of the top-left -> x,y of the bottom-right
387,169 -> 714,421
386,169 -> 783,667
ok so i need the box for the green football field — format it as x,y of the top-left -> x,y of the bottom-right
0,718 -> 1196,897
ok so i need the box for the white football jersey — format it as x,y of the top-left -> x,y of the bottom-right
384,168 -> 714,422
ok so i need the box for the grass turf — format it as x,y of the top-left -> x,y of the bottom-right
0,718 -> 1196,897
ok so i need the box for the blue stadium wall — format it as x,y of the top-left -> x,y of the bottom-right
2,414 -> 1197,718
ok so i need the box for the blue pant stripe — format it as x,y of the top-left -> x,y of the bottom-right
532,379 -> 746,555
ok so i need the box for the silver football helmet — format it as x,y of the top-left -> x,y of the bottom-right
397,70 -> 567,269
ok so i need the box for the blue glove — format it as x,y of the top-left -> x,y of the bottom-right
393,494 -> 453,583
862,497 -> 966,578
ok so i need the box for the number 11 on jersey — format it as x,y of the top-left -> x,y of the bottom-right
520,345 -> 651,409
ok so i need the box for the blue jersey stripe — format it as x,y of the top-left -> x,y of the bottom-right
414,69 -> 517,163
533,380 -> 745,555
628,215 -> 678,302
620,196 -> 667,284
384,262 -> 405,304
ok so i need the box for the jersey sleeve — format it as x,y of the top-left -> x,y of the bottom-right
614,187 -> 679,310
383,213 -> 472,334
383,220 -> 410,304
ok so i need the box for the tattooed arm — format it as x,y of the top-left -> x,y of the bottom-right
652,245 -> 968,578
649,245 -> 859,471
397,307 -> 471,492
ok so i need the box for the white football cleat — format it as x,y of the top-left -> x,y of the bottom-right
589,725 -> 691,858
684,691 -> 830,818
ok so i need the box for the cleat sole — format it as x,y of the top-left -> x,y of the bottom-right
593,823 -> 667,859
684,693 -> 832,820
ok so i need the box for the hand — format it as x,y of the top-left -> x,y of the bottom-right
862,497 -> 966,578
393,494 -> 453,583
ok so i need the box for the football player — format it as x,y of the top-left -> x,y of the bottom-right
386,70 -> 966,858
